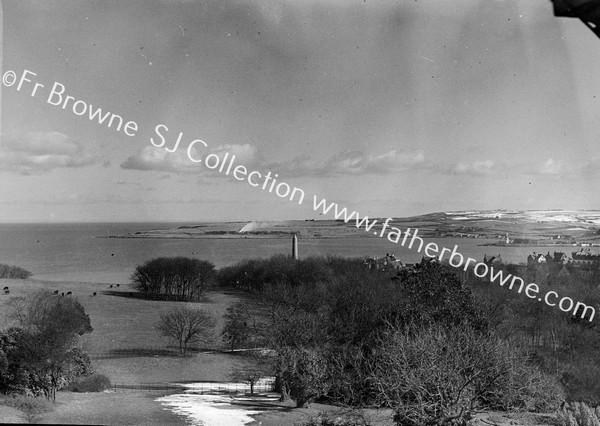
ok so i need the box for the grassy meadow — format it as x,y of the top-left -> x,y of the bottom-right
0,278 -> 369,425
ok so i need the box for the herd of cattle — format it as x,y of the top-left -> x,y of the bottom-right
0,285 -> 122,297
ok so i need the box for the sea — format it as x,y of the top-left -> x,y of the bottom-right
0,222 -> 589,284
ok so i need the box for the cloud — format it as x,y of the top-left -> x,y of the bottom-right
325,150 -> 425,175
211,144 -> 259,166
452,160 -> 496,176
120,145 -> 192,172
537,158 -> 566,175
518,158 -> 576,177
122,142 -> 424,179
269,150 -> 425,177
0,132 -> 96,174
120,143 -> 259,173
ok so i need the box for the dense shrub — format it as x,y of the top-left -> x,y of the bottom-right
0,264 -> 31,279
556,402 -> 600,426
1,394 -> 53,423
368,324 -> 563,426
131,257 -> 215,301
69,374 -> 111,392
217,255 -> 363,292
392,260 -> 488,332
0,291 -> 94,400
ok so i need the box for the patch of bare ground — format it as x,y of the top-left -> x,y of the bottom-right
95,350 -> 241,384
0,404 -> 27,423
470,412 -> 557,426
246,401 -> 396,426
39,390 -> 188,426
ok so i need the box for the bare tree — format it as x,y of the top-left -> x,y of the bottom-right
230,350 -> 274,394
221,302 -> 252,352
156,307 -> 215,355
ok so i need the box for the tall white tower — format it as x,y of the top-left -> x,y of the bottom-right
292,234 -> 298,260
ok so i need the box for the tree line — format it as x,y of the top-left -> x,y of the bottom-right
217,255 -> 564,425
130,257 -> 215,301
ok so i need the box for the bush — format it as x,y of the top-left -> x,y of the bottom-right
368,324 -> 564,426
392,259 -> 488,332
557,402 -> 600,426
69,374 -> 111,392
1,394 -> 53,423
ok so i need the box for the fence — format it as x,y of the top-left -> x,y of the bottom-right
87,344 -> 253,359
111,379 -> 276,394
87,346 -> 179,359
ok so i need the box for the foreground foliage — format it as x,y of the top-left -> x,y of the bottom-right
556,401 -> 600,426
370,324 -> 563,426
0,291 -> 94,400
221,255 -> 564,423
0,394 -> 53,423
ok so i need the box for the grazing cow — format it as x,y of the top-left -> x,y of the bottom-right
92,292 -> 97,296
53,290 -> 59,295
61,292 -> 64,296
116,284 -> 120,287
3,286 -> 8,291
66,291 -> 72,296
109,285 -> 113,288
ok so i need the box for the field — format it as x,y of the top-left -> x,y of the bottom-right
0,278 -> 392,425
0,278 -> 244,424
113,211 -> 600,245
0,276 -> 565,426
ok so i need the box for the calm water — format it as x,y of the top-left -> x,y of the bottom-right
0,222 -> 593,284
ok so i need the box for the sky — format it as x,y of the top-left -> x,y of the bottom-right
1,0 -> 600,222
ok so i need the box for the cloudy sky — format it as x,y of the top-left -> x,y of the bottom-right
1,0 -> 600,222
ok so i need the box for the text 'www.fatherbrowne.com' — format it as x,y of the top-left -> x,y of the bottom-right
312,196 -> 596,322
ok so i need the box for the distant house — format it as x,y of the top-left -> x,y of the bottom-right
527,252 -> 547,265
527,253 -> 536,265
553,252 -> 570,265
